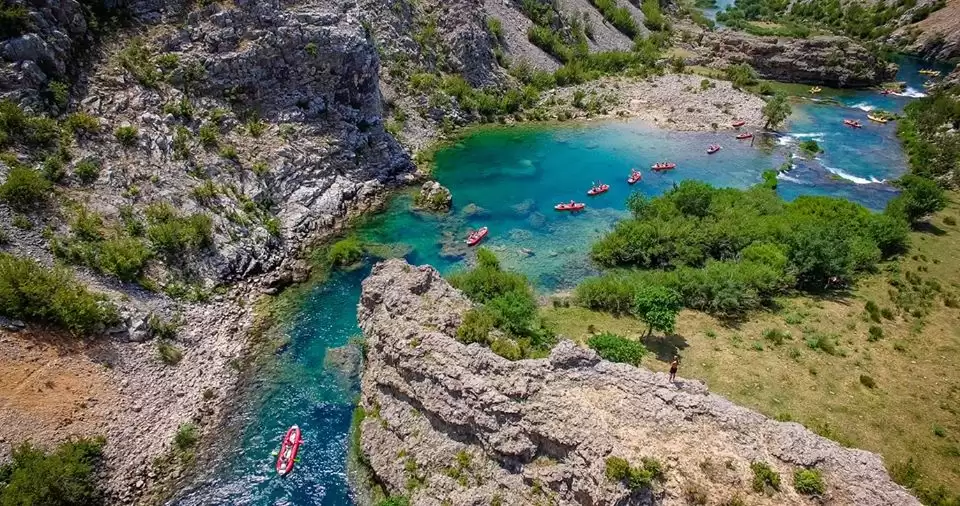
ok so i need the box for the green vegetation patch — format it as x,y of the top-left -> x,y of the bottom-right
450,248 -> 556,359
0,253 -> 118,335
793,468 -> 825,495
0,438 -> 105,505
587,332 -> 648,365
577,181 -> 913,318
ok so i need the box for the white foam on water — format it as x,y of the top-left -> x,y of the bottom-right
822,164 -> 885,185
776,172 -> 805,184
896,87 -> 927,98
777,132 -> 826,146
851,102 -> 875,112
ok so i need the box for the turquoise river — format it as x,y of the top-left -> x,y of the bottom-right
174,57 -> 950,505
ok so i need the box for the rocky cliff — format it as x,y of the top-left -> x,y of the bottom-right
1,0 -> 411,501
356,259 -> 920,506
689,32 -> 898,87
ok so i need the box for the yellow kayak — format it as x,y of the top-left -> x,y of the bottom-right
867,114 -> 888,124
809,87 -> 822,94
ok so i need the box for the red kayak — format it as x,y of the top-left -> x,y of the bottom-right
880,89 -> 892,95
732,120 -> 746,128
276,425 -> 302,476
555,202 -> 585,211
650,162 -> 676,171
587,184 -> 609,196
707,144 -> 722,154
627,171 -> 642,184
736,132 -> 753,140
843,119 -> 862,128
465,227 -> 488,246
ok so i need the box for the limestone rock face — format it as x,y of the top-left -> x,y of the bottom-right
697,33 -> 898,87
357,259 -> 920,506
414,181 -> 453,212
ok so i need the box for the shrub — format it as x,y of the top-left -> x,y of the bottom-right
934,425 -> 947,438
174,423 -> 199,451
118,37 -> 159,87
867,325 -> 883,342
590,0 -> 639,38
726,63 -> 758,87
490,337 -> 523,360
641,0 -> 667,31
804,333 -> 838,355
114,125 -> 138,146
859,374 -> 876,388
945,216 -> 957,226
605,456 -> 631,481
157,340 -> 183,365
0,4 -> 31,39
457,308 -> 496,344
886,175 -> 946,226
762,328 -> 790,345
486,17 -> 504,42
587,332 -> 647,366
198,123 -> 219,147
74,159 -> 101,184
751,461 -> 781,493
0,166 -> 51,210
0,253 -> 117,335
245,118 -> 266,137
0,438 -> 105,506
147,314 -> 179,340
0,100 -> 60,147
144,203 -> 213,257
218,144 -> 238,161
97,236 -> 152,281
799,139 -> 821,154
793,468 -> 825,495
865,300 -> 881,322
11,214 -> 31,230
328,237 -> 363,267
65,112 -> 100,135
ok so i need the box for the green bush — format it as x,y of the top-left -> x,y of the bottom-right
114,125 -> 138,146
0,166 -> 51,210
0,253 -> 117,335
0,100 -> 60,148
174,423 -> 199,451
0,438 -> 105,506
859,374 -> 876,388
157,339 -> 183,365
605,456 -> 631,481
751,461 -> 781,493
762,328 -> 790,345
867,325 -> 883,342
641,0 -> 668,30
144,202 -> 213,257
97,236 -> 152,281
64,112 -> 100,135
799,139 -> 821,154
587,332 -> 647,365
74,159 -> 101,184
886,174 -> 947,226
793,468 -> 825,495
198,123 -> 219,147
591,0 -> 639,37
725,63 -> 759,88
328,237 -> 363,267
490,337 -> 523,360
450,248 -> 554,356
118,37 -> 160,87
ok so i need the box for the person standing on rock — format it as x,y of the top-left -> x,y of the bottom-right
669,356 -> 680,382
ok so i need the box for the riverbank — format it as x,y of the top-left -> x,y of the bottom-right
542,73 -> 767,131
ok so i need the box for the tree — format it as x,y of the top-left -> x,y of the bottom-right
886,175 -> 946,226
632,285 -> 682,336
762,93 -> 791,130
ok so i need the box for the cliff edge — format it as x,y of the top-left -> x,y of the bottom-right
356,259 -> 919,505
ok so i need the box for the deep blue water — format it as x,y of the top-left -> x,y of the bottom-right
173,58 -> 942,505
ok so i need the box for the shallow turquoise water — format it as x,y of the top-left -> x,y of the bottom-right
174,59 -> 941,505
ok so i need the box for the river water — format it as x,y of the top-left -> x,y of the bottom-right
173,57 -> 948,505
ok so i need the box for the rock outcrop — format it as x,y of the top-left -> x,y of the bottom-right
357,259 -> 920,505
693,32 -> 898,87
414,180 -> 453,212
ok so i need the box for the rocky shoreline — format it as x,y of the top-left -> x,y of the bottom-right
543,73 -> 766,131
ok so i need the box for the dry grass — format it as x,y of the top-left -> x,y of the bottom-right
543,196 -> 960,498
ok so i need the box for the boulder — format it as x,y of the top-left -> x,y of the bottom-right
413,181 -> 453,212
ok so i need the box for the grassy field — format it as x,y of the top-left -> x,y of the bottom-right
543,195 -> 960,500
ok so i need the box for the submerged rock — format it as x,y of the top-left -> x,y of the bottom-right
413,181 -> 453,212
356,259 -> 920,506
